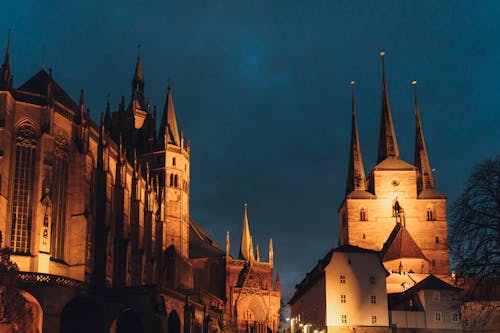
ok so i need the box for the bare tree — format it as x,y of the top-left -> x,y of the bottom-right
450,155 -> 500,278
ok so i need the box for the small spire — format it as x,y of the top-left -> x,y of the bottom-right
345,80 -> 367,194
239,202 -> 253,261
79,89 -> 85,121
115,134 -> 123,186
275,271 -> 280,291
255,244 -> 260,261
104,95 -> 111,131
97,113 -> 105,170
0,29 -> 12,89
413,81 -> 436,192
159,83 -> 181,146
226,230 -> 231,258
269,238 -> 274,267
377,51 -> 400,163
131,46 -> 145,109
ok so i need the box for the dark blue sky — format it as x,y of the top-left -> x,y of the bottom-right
2,1 -> 499,300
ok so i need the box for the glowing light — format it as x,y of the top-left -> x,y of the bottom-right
380,51 -> 385,56
412,80 -> 417,85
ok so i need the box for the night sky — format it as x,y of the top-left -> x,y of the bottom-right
2,1 -> 499,301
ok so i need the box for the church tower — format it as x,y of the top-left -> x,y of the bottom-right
158,84 -> 191,258
338,53 -> 450,275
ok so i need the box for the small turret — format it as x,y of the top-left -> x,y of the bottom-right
269,238 -> 274,267
226,230 -> 231,259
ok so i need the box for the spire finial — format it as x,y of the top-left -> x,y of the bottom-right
4,28 -> 11,67
1,29 -> 13,89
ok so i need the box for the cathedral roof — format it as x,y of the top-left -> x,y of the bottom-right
346,189 -> 376,199
189,219 -> 224,258
15,69 -> 78,111
381,223 -> 428,262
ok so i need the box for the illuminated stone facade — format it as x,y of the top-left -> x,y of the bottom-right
0,35 -> 279,333
290,57 -> 461,332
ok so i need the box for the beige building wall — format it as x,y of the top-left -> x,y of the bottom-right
324,251 -> 388,329
419,289 -> 462,330
339,167 -> 450,275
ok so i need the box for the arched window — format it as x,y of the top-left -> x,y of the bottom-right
174,175 -> 178,188
427,207 -> 434,221
51,134 -> 69,260
360,208 -> 367,221
10,124 -> 38,253
169,173 -> 174,187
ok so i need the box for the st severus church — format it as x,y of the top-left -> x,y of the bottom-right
0,34 -> 280,333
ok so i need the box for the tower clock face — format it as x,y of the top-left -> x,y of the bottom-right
391,179 -> 400,186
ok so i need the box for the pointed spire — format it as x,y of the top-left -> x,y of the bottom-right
255,244 -> 260,261
377,51 -> 400,163
79,89 -> 85,123
239,202 -> 253,261
226,230 -> 231,259
97,113 -> 105,170
104,96 -> 111,131
115,134 -> 123,186
159,83 -> 181,146
0,29 -> 12,90
413,81 -> 435,192
345,81 -> 367,194
269,238 -> 274,267
131,46 -> 145,110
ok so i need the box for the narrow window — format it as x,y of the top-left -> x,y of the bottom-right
434,312 -> 442,321
435,236 -> 440,244
348,258 -> 352,265
10,125 -> 38,253
451,312 -> 459,322
172,157 -> 176,166
174,174 -> 178,187
363,233 -> 366,239
340,294 -> 346,303
371,296 -> 377,304
169,174 -> 174,187
340,275 -> 346,284
360,208 -> 367,221
341,315 -> 347,324
51,134 -> 69,260
371,316 -> 377,324
427,207 -> 434,221
433,291 -> 440,302
370,276 -> 376,284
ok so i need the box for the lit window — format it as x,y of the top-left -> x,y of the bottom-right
433,291 -> 440,302
51,134 -> 69,260
340,275 -> 346,284
340,294 -> 346,303
434,312 -> 442,321
370,276 -> 376,284
10,124 -> 38,253
371,296 -> 377,304
360,208 -> 367,221
341,315 -> 347,324
371,316 -> 377,324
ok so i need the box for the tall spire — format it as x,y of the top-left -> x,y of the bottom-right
377,51 -> 400,163
104,96 -> 111,132
345,81 -> 367,194
131,46 -> 145,110
0,29 -> 12,90
413,81 -> 435,191
269,238 -> 274,267
239,202 -> 253,261
159,83 -> 181,146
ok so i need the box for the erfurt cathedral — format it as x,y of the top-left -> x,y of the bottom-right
0,33 -> 280,333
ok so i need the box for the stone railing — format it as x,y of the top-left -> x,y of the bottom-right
16,271 -> 87,289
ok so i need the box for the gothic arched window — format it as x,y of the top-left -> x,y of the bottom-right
427,207 -> 434,221
360,208 -> 367,221
51,134 -> 69,260
10,124 -> 38,253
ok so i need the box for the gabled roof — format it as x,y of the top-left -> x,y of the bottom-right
16,69 -> 78,110
388,292 -> 425,311
373,156 -> 416,171
405,274 -> 461,293
381,223 -> 428,262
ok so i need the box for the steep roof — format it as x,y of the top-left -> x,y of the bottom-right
189,219 -> 224,258
405,274 -> 461,293
15,69 -> 78,110
373,156 -> 415,171
381,223 -> 428,262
